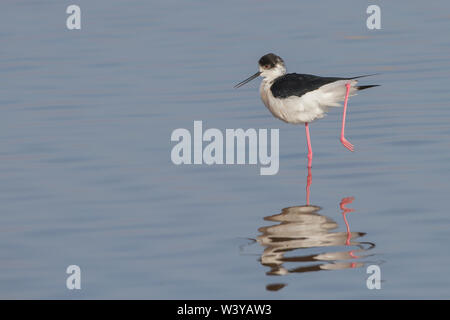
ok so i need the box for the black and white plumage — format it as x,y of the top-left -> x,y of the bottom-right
270,73 -> 376,99
235,53 -> 378,124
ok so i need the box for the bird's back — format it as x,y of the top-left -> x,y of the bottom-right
270,73 -> 346,99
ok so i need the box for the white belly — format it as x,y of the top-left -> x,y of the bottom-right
259,79 -> 358,124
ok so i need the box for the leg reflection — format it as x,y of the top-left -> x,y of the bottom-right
340,196 -> 358,264
257,168 -> 374,291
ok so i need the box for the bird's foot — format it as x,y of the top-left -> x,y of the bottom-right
340,196 -> 355,210
340,137 -> 354,152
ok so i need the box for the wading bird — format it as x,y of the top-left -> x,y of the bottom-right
234,53 -> 378,168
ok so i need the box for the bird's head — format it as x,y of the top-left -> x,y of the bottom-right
234,53 -> 286,88
258,53 -> 286,80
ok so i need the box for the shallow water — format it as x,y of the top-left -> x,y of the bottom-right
1,0 -> 450,298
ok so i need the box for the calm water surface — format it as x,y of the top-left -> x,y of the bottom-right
1,0 -> 450,298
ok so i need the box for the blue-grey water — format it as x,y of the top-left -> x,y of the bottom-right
1,0 -> 450,299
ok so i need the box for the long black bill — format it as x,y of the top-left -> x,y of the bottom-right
234,71 -> 261,88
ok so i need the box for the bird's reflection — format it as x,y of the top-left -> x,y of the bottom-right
256,167 -> 375,291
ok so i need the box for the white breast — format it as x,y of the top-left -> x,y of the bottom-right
260,79 -> 358,124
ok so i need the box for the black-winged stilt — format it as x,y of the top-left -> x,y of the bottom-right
234,53 -> 378,168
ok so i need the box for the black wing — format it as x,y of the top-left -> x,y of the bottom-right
270,73 -> 374,99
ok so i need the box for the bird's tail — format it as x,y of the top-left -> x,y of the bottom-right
356,84 -> 380,91
347,74 -> 380,91
349,73 -> 380,79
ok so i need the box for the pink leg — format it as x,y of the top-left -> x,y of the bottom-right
305,123 -> 313,168
340,83 -> 354,152
306,166 -> 312,206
